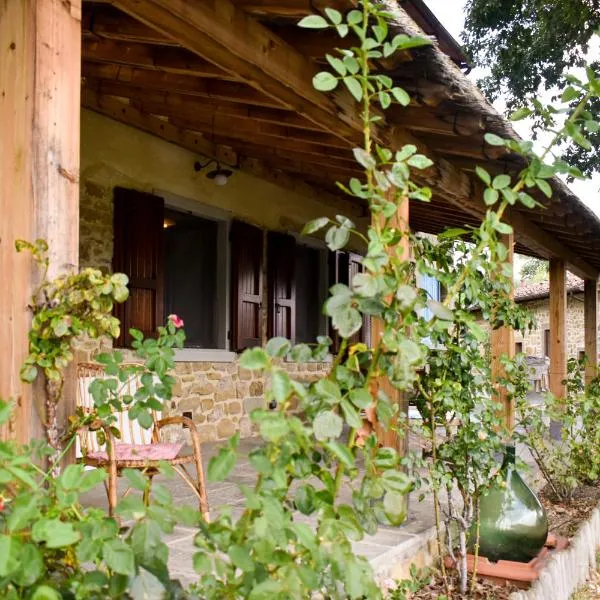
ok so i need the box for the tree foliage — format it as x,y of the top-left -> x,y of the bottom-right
519,257 -> 549,282
463,0 -> 600,174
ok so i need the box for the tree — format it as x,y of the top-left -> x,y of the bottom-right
463,0 -> 600,175
519,257 -> 549,282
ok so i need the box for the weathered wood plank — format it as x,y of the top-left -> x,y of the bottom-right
584,279 -> 598,384
490,232 -> 515,430
0,0 -> 81,442
549,259 -> 567,400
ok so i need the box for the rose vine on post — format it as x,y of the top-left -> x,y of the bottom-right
16,239 -> 129,465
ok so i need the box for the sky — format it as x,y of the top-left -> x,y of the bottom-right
423,0 -> 600,217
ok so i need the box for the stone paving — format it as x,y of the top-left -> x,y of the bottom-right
82,393 -> 544,585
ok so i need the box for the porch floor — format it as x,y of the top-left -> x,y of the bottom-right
81,392 -> 543,585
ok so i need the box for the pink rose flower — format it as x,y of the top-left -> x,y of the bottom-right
168,314 -> 184,328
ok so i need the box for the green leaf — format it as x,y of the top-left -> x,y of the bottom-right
123,468 -> 149,492
30,586 -> 61,600
103,539 -> 136,576
271,369 -> 292,403
239,347 -> 269,370
207,447 -> 236,482
294,485 -> 316,515
382,469 -> 413,493
352,148 -> 376,169
314,410 -> 343,441
7,494 -> 39,532
324,7 -> 342,24
32,519 -> 80,548
383,491 -> 407,526
510,107 -> 532,121
0,535 -> 21,577
129,568 -> 166,600
313,71 -> 338,91
344,76 -> 363,101
407,154 -> 433,170
229,544 -> 255,572
483,188 -> 499,206
302,217 -> 329,235
391,86 -> 410,106
484,133 -> 506,147
561,86 -> 579,102
0,399 -> 12,425
248,580 -> 285,600
494,221 -> 513,235
349,388 -> 372,409
265,336 -> 291,358
298,15 -> 328,29
326,54 -> 346,76
427,300 -> 453,321
475,166 -> 491,185
314,378 -> 342,403
257,412 -> 290,441
492,174 -> 511,190
325,225 -> 350,251
535,178 -> 552,198
341,399 -> 363,429
290,343 -> 312,362
323,440 -> 355,468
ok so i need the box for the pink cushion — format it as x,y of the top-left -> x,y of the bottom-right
87,442 -> 183,462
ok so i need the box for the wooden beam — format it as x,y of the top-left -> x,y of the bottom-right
83,3 -> 177,45
419,133 -> 509,160
233,0 -> 354,18
549,259 -> 567,401
371,195 -> 409,454
112,0 -> 363,144
584,279 -> 598,384
1,0 -> 81,442
84,81 -> 322,131
82,92 -> 363,218
490,232 -> 515,430
83,38 -> 233,79
389,105 -> 484,137
83,62 -> 284,107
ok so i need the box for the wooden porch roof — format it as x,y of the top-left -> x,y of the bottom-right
81,0 -> 600,280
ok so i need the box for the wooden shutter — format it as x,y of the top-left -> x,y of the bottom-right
268,232 -> 296,341
113,187 -> 164,347
231,221 -> 263,351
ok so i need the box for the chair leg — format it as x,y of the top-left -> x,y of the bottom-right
173,464 -> 210,521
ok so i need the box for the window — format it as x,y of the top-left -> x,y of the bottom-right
164,209 -> 221,349
295,244 -> 328,344
515,342 -> 523,354
113,188 -> 227,349
544,329 -> 550,358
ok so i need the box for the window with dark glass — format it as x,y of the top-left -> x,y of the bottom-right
163,208 -> 220,349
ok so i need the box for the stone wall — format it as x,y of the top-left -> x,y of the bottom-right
515,293 -> 593,361
76,109 -> 338,442
164,360 -> 330,444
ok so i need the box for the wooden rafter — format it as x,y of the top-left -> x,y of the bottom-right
83,38 -> 234,79
112,0 -> 364,144
232,0 -> 355,18
82,63 -> 284,107
82,91 -> 364,218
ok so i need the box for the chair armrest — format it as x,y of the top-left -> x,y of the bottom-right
156,415 -> 198,433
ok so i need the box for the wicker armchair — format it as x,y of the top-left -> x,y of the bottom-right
76,362 -> 209,520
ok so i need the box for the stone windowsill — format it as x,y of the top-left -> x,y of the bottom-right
173,348 -> 237,363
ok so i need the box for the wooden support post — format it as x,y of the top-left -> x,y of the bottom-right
549,259 -> 567,399
371,197 -> 410,454
490,233 -> 515,431
584,278 -> 598,384
0,0 -> 81,442
549,259 -> 567,439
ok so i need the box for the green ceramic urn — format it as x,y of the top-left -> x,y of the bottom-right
474,446 -> 548,563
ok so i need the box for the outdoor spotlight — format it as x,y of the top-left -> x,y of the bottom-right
207,165 -> 233,186
194,159 -> 233,186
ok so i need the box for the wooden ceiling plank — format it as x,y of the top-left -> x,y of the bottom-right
83,63 -> 285,107
82,90 -> 362,218
83,38 -> 235,79
112,0 -> 364,144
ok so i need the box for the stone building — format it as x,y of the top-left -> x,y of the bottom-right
514,274 -> 600,363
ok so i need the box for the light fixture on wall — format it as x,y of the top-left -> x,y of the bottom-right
194,159 -> 234,186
